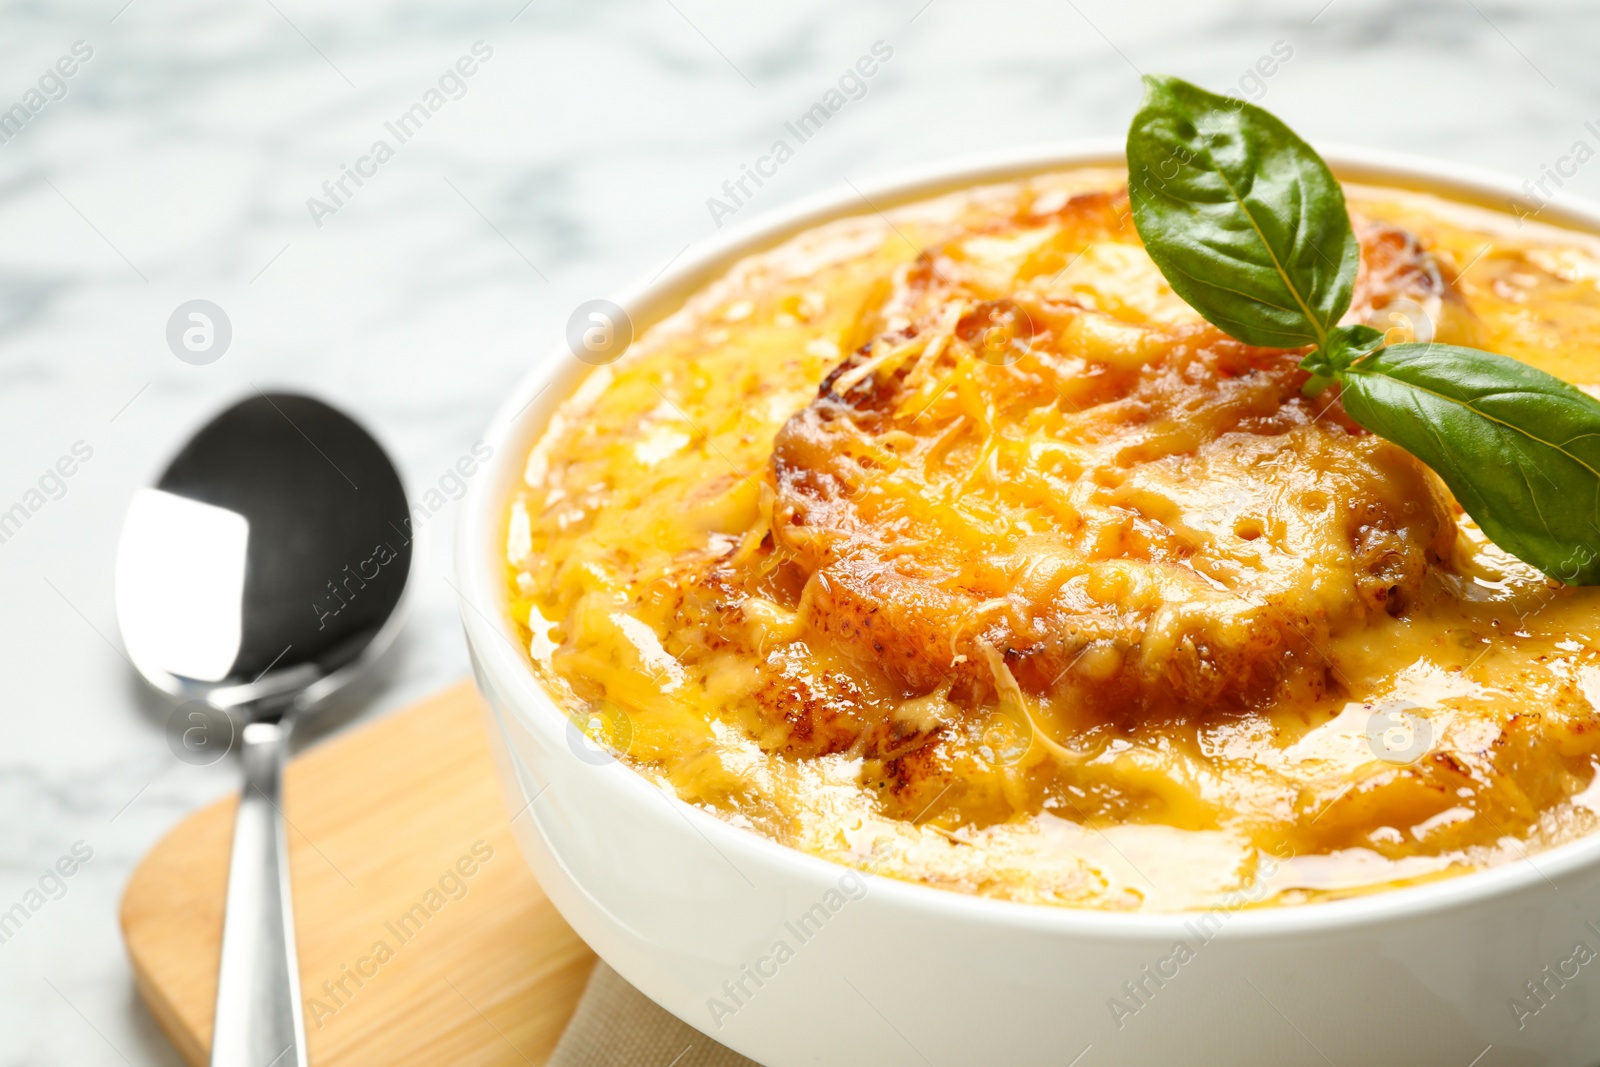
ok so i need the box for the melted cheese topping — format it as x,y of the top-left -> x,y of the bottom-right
509,167 -> 1600,910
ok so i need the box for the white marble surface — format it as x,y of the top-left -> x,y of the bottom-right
1,0 -> 1596,1061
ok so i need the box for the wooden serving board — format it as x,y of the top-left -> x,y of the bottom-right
121,681 -> 597,1066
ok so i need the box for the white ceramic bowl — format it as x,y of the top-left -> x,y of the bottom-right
457,143 -> 1600,1067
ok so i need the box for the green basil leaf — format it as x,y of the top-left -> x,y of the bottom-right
1301,324 -> 1384,396
1324,324 -> 1386,370
1339,342 -> 1600,584
1127,74 -> 1359,351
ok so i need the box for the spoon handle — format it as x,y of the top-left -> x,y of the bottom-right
210,720 -> 308,1067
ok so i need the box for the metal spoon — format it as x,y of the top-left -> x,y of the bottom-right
115,392 -> 414,1067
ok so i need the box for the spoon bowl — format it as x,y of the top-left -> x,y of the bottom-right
118,392 -> 414,713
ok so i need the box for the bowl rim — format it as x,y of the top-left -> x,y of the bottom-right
457,139 -> 1600,940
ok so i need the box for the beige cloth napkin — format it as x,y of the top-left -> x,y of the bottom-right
548,962 -> 761,1067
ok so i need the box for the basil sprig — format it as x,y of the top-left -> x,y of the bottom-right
1126,73 -> 1600,585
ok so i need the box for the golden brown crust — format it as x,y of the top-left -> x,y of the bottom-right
755,201 -> 1457,749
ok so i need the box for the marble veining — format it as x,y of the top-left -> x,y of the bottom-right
0,0 -> 1594,1061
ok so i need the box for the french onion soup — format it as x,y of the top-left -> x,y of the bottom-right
506,168 -> 1600,910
